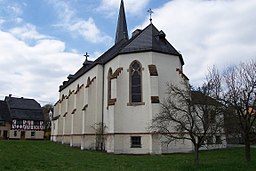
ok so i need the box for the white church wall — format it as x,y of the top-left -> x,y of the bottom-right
114,52 -> 152,133
63,91 -> 74,144
53,64 -> 104,149
152,52 -> 182,101
113,134 -> 152,154
161,138 -> 193,153
73,89 -> 84,134
102,51 -> 184,154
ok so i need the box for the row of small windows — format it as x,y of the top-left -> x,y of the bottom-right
108,60 -> 143,105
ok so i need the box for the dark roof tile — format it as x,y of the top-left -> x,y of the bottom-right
0,100 -> 11,121
5,96 -> 44,121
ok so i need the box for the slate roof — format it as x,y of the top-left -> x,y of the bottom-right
115,0 -> 128,44
191,91 -> 221,106
120,24 -> 183,60
5,96 -> 44,121
0,100 -> 11,121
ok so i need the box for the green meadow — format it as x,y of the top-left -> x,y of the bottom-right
0,140 -> 255,171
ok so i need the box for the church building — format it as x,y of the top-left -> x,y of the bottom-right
51,1 -> 224,154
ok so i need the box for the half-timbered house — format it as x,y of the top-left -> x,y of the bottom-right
4,95 -> 44,140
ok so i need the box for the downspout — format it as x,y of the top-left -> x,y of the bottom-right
101,63 -> 105,151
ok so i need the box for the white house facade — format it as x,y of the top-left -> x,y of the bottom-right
51,0 -> 226,154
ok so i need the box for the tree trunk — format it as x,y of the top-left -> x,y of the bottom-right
194,145 -> 200,165
245,138 -> 251,162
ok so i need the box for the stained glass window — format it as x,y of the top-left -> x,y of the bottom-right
130,61 -> 142,103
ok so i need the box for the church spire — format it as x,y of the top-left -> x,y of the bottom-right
115,0 -> 128,44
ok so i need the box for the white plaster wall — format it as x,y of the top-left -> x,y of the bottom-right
73,87 -> 84,135
9,130 -> 44,139
103,52 -> 153,134
65,92 -> 74,136
102,52 -> 183,153
9,130 -> 20,139
54,64 -> 103,146
81,135 -> 96,150
113,134 -> 152,154
161,138 -> 193,153
152,52 -> 182,101
72,135 -> 82,147
0,122 -> 11,138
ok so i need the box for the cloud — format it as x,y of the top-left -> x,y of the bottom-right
67,17 -> 112,44
48,0 -> 112,44
9,24 -> 50,41
0,28 -> 83,104
0,1 -> 24,24
136,0 -> 256,86
98,0 -> 150,16
0,19 -> 5,26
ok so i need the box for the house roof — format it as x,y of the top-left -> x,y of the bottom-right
120,24 -> 183,60
5,96 -> 44,120
9,109 -> 44,121
0,100 -> 11,121
191,91 -> 221,106
5,96 -> 42,110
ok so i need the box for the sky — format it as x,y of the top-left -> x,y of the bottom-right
0,0 -> 255,106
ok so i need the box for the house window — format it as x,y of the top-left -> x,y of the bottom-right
215,136 -> 222,144
31,131 -> 35,137
14,131 -> 17,137
16,120 -> 23,125
131,136 -> 142,148
129,60 -> 143,103
34,121 -> 40,126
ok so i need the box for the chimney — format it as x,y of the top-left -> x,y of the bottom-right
9,94 -> 12,97
132,29 -> 142,38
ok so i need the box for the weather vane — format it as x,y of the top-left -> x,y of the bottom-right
147,8 -> 154,23
84,52 -> 89,61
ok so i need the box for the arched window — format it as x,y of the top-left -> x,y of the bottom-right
129,60 -> 142,103
108,68 -> 112,101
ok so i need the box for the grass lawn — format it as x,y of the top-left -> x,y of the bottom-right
0,140 -> 255,171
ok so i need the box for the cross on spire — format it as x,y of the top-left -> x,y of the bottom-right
84,52 -> 89,61
147,8 -> 154,23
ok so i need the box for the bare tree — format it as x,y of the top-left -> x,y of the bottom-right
222,60 -> 256,162
91,122 -> 107,151
42,104 -> 53,139
150,77 -> 224,165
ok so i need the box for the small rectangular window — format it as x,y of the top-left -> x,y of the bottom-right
14,131 -> 17,137
31,131 -> 35,137
131,136 -> 141,148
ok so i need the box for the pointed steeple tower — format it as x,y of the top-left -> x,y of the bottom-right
115,0 -> 128,44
